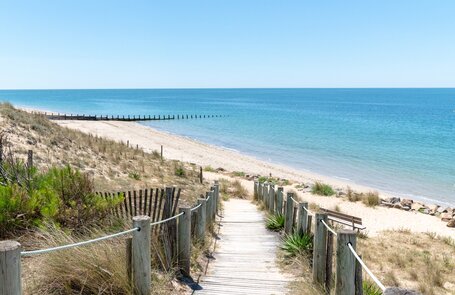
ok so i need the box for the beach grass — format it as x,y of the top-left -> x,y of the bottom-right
311,181 -> 335,196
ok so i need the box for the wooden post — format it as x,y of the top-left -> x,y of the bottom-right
326,231 -> 334,293
254,181 -> 258,200
307,215 -> 313,234
313,213 -> 328,286
297,202 -> 308,236
205,192 -> 212,226
263,183 -> 269,209
196,198 -> 207,243
199,166 -> 203,184
258,182 -> 263,201
27,150 -> 33,169
178,207 -> 191,276
160,145 -> 163,160
335,230 -> 357,295
132,216 -> 151,295
214,181 -> 220,215
0,241 -> 22,295
269,185 -> 275,214
284,193 -> 294,234
276,187 -> 283,215
355,254 -> 363,295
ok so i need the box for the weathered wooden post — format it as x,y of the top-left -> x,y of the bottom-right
335,230 -> 357,295
269,184 -> 275,214
27,150 -> 33,169
214,181 -> 219,215
178,207 -> 191,276
307,215 -> 313,234
258,182 -> 263,202
354,254 -> 363,295
205,192 -> 212,226
0,240 -> 22,295
196,198 -> 207,242
276,187 -> 283,215
326,231 -> 334,293
297,202 -> 309,236
132,216 -> 151,295
254,181 -> 258,200
263,183 -> 269,209
313,213 -> 328,286
160,145 -> 163,160
199,166 -> 203,184
284,193 -> 294,234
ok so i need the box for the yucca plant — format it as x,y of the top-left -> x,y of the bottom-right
363,280 -> 383,295
281,232 -> 313,257
266,214 -> 285,231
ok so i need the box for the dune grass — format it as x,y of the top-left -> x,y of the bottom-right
311,181 -> 335,196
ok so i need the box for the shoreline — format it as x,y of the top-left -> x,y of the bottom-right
49,119 -> 455,236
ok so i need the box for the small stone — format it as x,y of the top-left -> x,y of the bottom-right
438,207 -> 450,213
402,206 -> 411,211
387,197 -> 401,204
443,281 -> 455,290
401,199 -> 413,207
447,219 -> 455,228
384,287 -> 421,295
441,213 -> 453,222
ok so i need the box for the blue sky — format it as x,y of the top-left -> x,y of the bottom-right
1,0 -> 454,89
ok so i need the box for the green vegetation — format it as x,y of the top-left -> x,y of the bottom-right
363,281 -> 382,295
128,171 -> 141,180
311,181 -> 335,196
266,214 -> 285,231
232,171 -> 245,177
174,166 -> 186,177
203,165 -> 215,172
362,191 -> 380,207
0,163 -> 121,238
281,233 -> 313,257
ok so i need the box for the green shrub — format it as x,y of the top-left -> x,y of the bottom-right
175,166 -> 185,177
363,280 -> 382,295
203,165 -> 215,172
311,181 -> 335,196
232,171 -> 245,177
266,214 -> 285,231
0,165 -> 122,238
362,191 -> 380,207
128,171 -> 141,180
282,233 -> 313,257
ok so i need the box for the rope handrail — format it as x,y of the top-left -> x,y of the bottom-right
150,211 -> 185,226
191,203 -> 202,212
290,196 -> 299,204
21,227 -> 139,256
347,243 -> 386,291
206,195 -> 211,201
321,220 -> 337,236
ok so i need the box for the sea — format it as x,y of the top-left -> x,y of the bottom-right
0,88 -> 454,206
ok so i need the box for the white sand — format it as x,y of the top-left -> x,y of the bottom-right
54,120 -> 455,238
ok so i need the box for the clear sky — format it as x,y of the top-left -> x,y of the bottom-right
1,0 -> 455,89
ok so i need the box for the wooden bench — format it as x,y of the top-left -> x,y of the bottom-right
320,208 -> 366,230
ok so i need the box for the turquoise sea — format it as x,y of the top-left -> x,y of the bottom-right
0,89 -> 454,205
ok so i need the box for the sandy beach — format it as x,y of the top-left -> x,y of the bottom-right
53,119 -> 455,238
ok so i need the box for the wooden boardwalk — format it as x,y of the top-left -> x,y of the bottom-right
193,199 -> 291,295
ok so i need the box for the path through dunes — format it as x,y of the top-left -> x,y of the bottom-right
193,198 -> 292,295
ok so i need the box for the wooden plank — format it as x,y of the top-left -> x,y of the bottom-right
313,213 -> 328,286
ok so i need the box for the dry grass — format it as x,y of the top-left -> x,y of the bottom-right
358,230 -> 455,294
0,104 -> 207,206
22,225 -> 180,295
219,178 -> 249,200
362,191 -> 380,207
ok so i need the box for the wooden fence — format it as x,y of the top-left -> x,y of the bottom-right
0,181 -> 220,295
38,112 -> 227,122
254,181 -> 416,295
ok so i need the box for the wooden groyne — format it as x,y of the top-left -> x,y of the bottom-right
35,112 -> 227,121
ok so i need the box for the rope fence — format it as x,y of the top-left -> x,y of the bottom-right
348,242 -> 386,291
253,181 -> 415,295
21,227 -> 139,256
321,219 -> 337,236
190,203 -> 202,212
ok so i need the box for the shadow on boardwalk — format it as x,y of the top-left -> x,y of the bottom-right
192,198 -> 292,295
